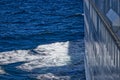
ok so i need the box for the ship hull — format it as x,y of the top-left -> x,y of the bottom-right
84,0 -> 120,80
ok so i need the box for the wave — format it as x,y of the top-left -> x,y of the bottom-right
65,13 -> 84,18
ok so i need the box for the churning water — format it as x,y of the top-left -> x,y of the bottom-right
0,0 -> 85,80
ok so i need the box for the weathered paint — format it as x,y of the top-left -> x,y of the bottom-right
84,0 -> 120,80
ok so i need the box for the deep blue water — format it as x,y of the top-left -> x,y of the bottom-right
0,0 -> 84,79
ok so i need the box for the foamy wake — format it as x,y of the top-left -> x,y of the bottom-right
0,40 -> 84,80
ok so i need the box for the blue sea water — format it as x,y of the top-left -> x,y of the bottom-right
0,0 -> 84,80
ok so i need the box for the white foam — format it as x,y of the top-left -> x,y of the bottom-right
0,40 -> 84,79
0,41 -> 70,69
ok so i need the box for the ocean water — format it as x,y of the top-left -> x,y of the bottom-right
0,0 -> 85,80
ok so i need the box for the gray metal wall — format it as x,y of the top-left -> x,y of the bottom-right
92,0 -> 120,15
84,0 -> 120,80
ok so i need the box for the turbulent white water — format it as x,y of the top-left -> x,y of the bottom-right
0,40 -> 84,80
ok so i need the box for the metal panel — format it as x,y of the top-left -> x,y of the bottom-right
84,0 -> 120,80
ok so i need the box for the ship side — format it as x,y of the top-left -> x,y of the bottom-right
84,0 -> 120,80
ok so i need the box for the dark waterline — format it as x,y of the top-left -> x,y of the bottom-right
0,0 -> 85,79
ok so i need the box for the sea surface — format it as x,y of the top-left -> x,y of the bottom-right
0,0 -> 85,80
